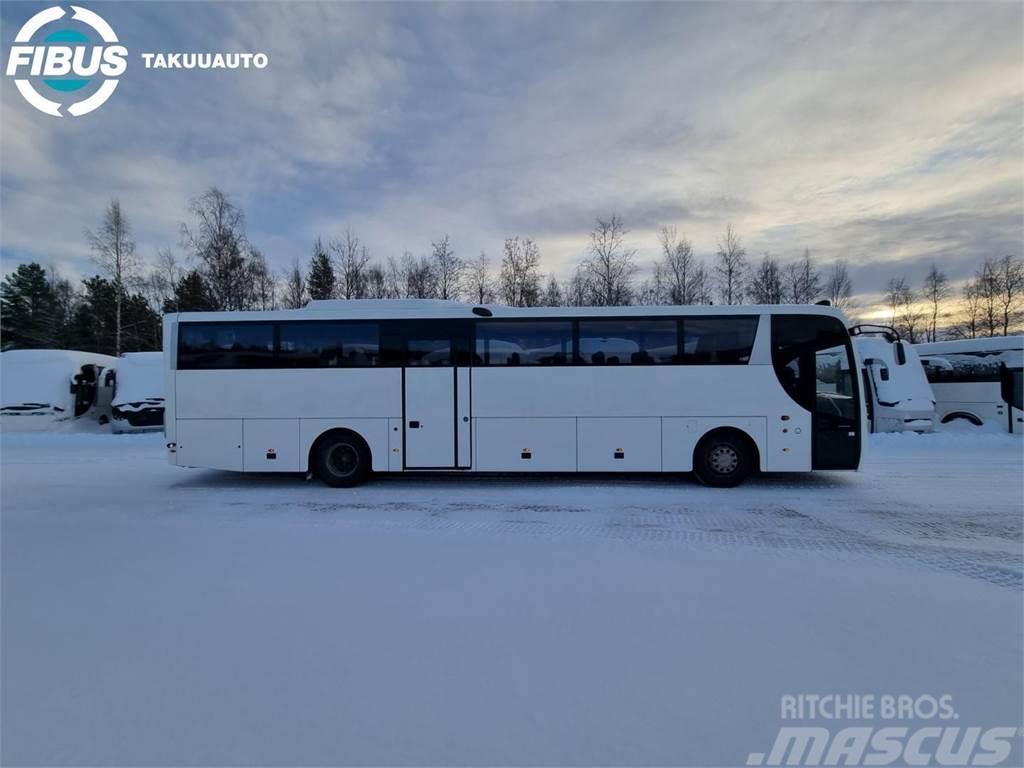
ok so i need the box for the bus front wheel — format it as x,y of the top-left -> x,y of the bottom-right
693,430 -> 754,488
314,432 -> 371,488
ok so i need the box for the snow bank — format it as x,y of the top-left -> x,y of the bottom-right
1,350 -> 117,416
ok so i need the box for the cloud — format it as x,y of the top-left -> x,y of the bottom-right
1,0 -> 1020,310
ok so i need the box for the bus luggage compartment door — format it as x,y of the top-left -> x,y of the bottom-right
404,367 -> 456,468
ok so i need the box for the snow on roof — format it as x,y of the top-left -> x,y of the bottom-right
168,299 -> 850,323
112,352 -> 164,408
915,336 -> 1024,356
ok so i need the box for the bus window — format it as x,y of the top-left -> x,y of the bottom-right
408,339 -> 452,366
278,322 -> 380,367
476,321 -> 572,366
577,319 -> 677,365
680,317 -> 757,364
179,323 -> 275,369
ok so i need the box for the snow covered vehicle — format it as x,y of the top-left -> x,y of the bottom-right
0,349 -> 118,430
163,299 -> 867,488
850,326 -> 935,433
111,352 -> 165,433
916,336 -> 1024,434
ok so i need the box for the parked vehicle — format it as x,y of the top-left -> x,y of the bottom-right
915,336 -> 1024,434
0,350 -> 118,430
850,326 -> 935,433
111,352 -> 165,433
163,299 -> 866,487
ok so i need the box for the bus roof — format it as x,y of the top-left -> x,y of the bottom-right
166,299 -> 851,323
915,336 -> 1024,356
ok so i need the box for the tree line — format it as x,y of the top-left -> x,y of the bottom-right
2,186 -> 1021,355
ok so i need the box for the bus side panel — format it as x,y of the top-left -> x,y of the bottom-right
244,419 -> 301,471
474,417 -> 576,471
763,410 -> 812,471
175,369 -> 401,420
176,419 -> 242,471
578,417 -> 661,471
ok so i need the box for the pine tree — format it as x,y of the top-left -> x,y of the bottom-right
307,237 -> 335,300
168,270 -> 215,313
0,263 -> 58,349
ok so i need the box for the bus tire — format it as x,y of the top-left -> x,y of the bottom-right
314,431 -> 371,488
693,430 -> 754,488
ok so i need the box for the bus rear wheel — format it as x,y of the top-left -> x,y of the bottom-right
314,432 -> 370,488
694,431 -> 754,488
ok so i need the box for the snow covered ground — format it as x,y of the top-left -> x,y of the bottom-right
2,431 -> 1021,766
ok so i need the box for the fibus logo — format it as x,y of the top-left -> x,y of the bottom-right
5,5 -> 127,117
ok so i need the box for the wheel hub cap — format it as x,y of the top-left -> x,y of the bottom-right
708,444 -> 739,474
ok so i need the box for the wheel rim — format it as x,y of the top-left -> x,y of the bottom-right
708,444 -> 739,475
326,443 -> 359,477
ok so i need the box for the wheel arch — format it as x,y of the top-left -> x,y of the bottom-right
940,411 -> 984,427
307,427 -> 373,473
693,426 -> 762,472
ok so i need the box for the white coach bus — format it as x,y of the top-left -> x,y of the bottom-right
162,300 -> 866,487
915,336 -> 1023,434
850,326 -> 935,433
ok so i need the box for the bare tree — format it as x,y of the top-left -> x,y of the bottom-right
783,249 -> 822,304
654,226 -> 707,305
824,260 -> 854,312
431,234 -> 463,301
580,215 -> 635,306
748,253 -> 784,304
402,252 -> 438,299
466,251 -> 495,304
181,188 -> 252,311
281,259 -> 307,309
921,264 -> 950,342
949,280 -> 983,340
993,254 -> 1024,335
248,248 -> 277,310
87,199 -> 141,355
566,267 -> 588,307
384,255 -> 405,299
714,224 -> 747,305
541,275 -> 564,307
330,229 -> 372,299
886,276 -> 924,342
364,264 -> 389,299
974,260 -> 1002,337
886,277 -> 909,328
499,237 -> 542,307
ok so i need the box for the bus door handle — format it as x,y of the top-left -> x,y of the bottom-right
409,420 -> 421,429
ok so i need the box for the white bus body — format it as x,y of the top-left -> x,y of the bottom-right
111,352 -> 165,433
0,349 -> 118,430
162,301 -> 866,487
851,334 -> 935,433
915,336 -> 1024,434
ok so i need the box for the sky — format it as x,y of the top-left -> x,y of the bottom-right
1,1 -> 1021,316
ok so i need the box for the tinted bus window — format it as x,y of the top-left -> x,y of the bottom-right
278,322 -> 380,367
681,317 -> 757,364
577,320 -> 677,365
476,321 -> 572,365
178,323 -> 275,369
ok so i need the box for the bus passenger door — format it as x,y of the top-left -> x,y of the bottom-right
402,323 -> 472,469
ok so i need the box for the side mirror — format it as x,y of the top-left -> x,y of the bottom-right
894,341 -> 907,365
